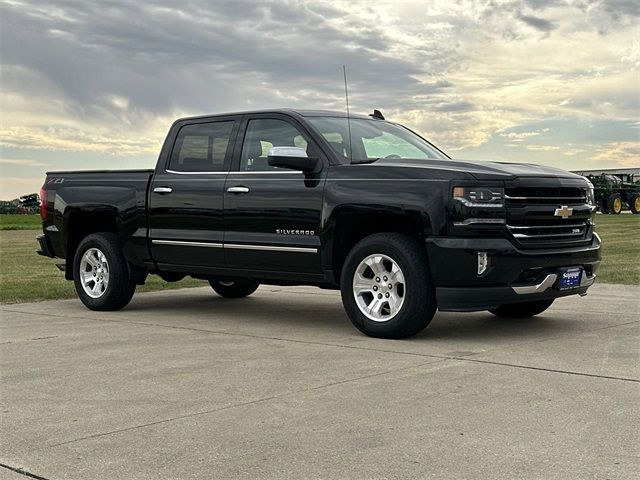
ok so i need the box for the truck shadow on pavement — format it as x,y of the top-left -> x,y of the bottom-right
121,288 -> 576,343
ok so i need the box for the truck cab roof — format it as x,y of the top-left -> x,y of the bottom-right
174,108 -> 374,123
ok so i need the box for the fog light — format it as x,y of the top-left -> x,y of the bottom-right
477,252 -> 489,275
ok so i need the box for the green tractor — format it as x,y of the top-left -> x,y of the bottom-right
587,173 -> 640,214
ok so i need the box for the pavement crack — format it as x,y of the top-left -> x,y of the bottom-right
49,359 -> 444,448
454,357 -> 640,383
0,462 -> 50,480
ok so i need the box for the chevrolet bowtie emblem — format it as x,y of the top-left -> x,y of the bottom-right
554,205 -> 573,219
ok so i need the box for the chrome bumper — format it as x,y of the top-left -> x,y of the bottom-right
512,271 -> 596,295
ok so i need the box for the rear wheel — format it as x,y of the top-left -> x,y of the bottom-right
489,299 -> 554,318
340,233 -> 436,339
73,233 -> 136,311
630,194 -> 640,214
608,194 -> 623,214
209,280 -> 259,298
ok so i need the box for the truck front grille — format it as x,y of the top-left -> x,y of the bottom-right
505,187 -> 593,247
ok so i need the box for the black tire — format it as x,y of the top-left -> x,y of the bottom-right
340,233 -> 436,339
73,233 -> 136,311
608,193 -> 623,214
209,280 -> 259,298
489,299 -> 554,318
629,194 -> 640,214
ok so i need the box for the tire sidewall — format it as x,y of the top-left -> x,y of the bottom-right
73,233 -> 134,310
340,234 -> 434,338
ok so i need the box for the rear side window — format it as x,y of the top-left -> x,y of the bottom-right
169,121 -> 234,172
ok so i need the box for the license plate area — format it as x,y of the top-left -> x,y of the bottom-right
557,267 -> 583,290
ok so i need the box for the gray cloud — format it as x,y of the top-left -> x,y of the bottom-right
517,13 -> 556,31
1,0 -> 447,124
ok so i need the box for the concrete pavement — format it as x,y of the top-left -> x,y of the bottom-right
1,283 -> 639,479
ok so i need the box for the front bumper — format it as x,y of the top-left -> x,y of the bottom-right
426,234 -> 601,311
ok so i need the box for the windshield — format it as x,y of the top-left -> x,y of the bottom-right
306,117 -> 448,163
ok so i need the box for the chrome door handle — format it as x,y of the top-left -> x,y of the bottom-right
153,187 -> 173,194
227,186 -> 250,194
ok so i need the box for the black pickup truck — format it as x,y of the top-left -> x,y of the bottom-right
37,109 -> 600,338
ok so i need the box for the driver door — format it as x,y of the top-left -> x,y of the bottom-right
223,114 -> 327,274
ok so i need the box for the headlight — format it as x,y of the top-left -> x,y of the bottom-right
452,186 -> 504,208
451,185 -> 506,228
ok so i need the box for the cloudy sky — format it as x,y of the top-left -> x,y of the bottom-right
1,0 -> 638,199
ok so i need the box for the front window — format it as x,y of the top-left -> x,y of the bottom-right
306,117 -> 447,163
239,118 -> 311,171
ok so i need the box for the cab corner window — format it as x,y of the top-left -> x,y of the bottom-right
240,118 -> 310,172
169,121 -> 234,172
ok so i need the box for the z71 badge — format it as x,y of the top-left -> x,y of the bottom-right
276,229 -> 315,236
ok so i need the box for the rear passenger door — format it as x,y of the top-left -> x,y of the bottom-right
223,114 -> 327,275
149,117 -> 239,269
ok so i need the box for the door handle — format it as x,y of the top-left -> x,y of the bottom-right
153,187 -> 173,194
227,186 -> 250,194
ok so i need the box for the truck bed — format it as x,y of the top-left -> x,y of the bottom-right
41,169 -> 155,266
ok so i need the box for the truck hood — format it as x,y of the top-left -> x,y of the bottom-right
375,158 -> 584,181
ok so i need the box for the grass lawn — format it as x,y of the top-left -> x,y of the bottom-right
0,229 -> 205,304
594,214 -> 640,285
0,214 -> 637,304
0,214 -> 41,230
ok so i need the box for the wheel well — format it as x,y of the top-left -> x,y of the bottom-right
64,211 -> 118,279
331,213 -> 424,280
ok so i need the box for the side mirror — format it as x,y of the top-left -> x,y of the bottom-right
268,146 -> 319,172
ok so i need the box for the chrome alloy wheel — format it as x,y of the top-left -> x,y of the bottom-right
353,254 -> 406,322
79,248 -> 110,298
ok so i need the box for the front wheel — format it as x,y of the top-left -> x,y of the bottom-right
340,233 -> 436,339
73,233 -> 136,311
209,280 -> 259,298
489,299 -> 554,318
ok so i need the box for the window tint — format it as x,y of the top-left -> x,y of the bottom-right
240,119 -> 309,171
306,117 -> 447,163
169,121 -> 234,172
362,131 -> 430,159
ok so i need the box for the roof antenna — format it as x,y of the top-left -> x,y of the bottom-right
342,65 -> 353,164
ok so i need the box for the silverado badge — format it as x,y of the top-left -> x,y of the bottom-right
276,229 -> 315,236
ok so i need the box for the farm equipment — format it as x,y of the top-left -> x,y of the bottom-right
586,174 -> 640,214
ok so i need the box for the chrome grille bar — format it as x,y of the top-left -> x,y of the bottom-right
507,223 -> 586,230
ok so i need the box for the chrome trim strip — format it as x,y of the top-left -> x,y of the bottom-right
166,169 -> 227,175
151,239 -> 317,253
507,223 -> 586,230
453,218 -> 506,226
227,171 -> 302,175
505,195 -> 586,201
225,243 -> 318,253
512,274 -> 557,295
513,231 -> 585,239
165,169 -> 302,175
152,239 -> 223,248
